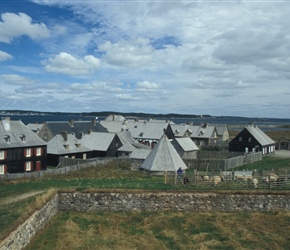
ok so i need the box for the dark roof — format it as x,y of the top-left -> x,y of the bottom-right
45,120 -> 107,139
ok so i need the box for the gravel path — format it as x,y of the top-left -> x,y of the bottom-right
270,150 -> 290,158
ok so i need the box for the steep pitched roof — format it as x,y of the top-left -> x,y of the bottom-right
44,120 -> 107,139
100,120 -> 134,133
129,121 -> 170,140
116,131 -> 151,152
130,148 -> 151,160
105,114 -> 126,121
0,117 -> 46,149
171,123 -> 216,138
173,137 -> 199,151
80,132 -> 116,151
140,134 -> 187,172
47,133 -> 89,155
27,123 -> 44,133
246,125 -> 275,146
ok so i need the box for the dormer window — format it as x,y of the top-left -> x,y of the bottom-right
139,132 -> 144,136
4,135 -> 10,143
64,144 -> 70,149
199,131 -> 204,136
75,143 -> 81,148
20,134 -> 26,142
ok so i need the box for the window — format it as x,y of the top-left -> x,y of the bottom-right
25,161 -> 32,171
20,134 -> 26,142
239,137 -> 242,142
83,153 -> 87,159
25,148 -> 31,157
248,137 -> 252,142
36,147 -> 42,156
0,164 -> 5,174
0,150 -> 5,160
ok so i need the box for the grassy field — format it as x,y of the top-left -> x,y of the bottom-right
2,156 -> 290,249
26,210 -> 290,250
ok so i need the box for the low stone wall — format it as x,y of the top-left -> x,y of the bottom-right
58,191 -> 290,212
2,191 -> 290,250
0,195 -> 58,250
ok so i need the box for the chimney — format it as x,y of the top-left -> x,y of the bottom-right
92,119 -> 96,126
61,131 -> 68,141
69,119 -> 74,127
2,117 -> 11,131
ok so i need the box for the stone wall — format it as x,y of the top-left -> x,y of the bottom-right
0,195 -> 58,250
58,191 -> 290,212
2,191 -> 290,250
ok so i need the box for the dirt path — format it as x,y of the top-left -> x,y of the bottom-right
0,190 -> 46,206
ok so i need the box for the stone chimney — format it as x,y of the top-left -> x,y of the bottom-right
1,117 -> 11,131
69,119 -> 74,127
61,131 -> 68,141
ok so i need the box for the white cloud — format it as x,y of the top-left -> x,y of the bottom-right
1,74 -> 35,85
43,52 -> 100,75
136,81 -> 160,91
99,39 -> 153,67
0,51 -> 13,61
0,12 -> 50,43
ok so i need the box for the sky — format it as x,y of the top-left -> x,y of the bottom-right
0,0 -> 290,118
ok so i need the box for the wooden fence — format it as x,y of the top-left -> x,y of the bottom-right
0,157 -> 130,180
184,152 -> 262,171
165,169 -> 290,190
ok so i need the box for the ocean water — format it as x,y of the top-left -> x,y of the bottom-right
5,114 -> 290,131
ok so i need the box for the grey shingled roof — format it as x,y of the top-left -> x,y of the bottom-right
47,133 -> 90,154
213,124 -> 228,136
129,121 -> 170,140
246,125 -> 275,146
80,132 -> 116,151
105,114 -> 126,121
116,131 -> 150,152
171,123 -> 215,138
130,148 -> 151,160
45,120 -> 107,139
27,123 -> 44,133
100,120 -> 134,133
174,137 -> 199,151
140,134 -> 187,172
0,117 -> 46,149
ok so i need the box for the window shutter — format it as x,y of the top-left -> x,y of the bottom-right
34,148 -> 37,156
36,161 -> 41,171
4,151 -> 7,159
4,164 -> 7,174
24,149 -> 27,157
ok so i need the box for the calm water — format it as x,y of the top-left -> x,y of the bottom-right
5,114 -> 290,131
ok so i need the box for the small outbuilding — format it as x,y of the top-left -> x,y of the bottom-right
140,134 -> 187,173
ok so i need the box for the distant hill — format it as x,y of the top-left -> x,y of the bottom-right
0,110 -> 212,119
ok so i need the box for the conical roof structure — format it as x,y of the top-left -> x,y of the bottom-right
140,134 -> 187,172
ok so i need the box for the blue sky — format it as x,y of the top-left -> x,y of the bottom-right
0,0 -> 290,118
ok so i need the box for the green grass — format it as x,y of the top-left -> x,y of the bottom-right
235,156 -> 290,174
2,157 -> 290,246
25,211 -> 290,250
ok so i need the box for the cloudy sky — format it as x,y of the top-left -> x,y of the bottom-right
0,0 -> 289,118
